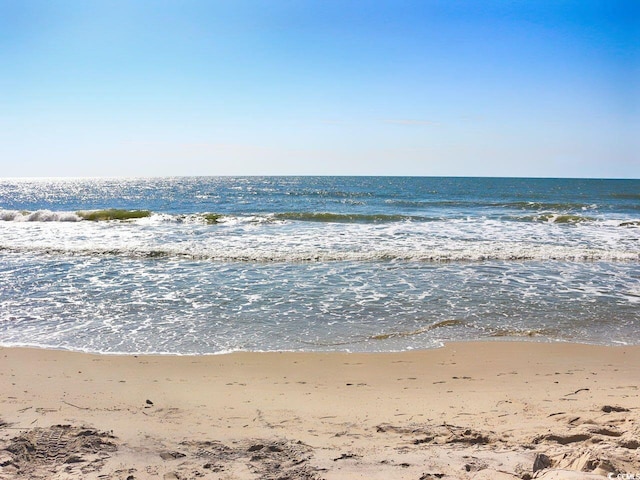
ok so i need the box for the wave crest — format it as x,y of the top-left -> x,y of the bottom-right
77,209 -> 151,221
2,243 -> 637,263
369,319 -> 466,340
274,212 -> 419,223
2,208 -> 638,228
0,210 -> 82,222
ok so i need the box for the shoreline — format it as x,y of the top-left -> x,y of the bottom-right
1,336 -> 636,357
1,341 -> 638,479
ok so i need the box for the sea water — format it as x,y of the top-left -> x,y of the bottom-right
0,176 -> 638,354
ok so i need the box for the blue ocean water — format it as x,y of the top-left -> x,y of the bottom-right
1,176 -> 638,354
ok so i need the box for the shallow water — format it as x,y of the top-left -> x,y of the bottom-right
1,176 -> 638,353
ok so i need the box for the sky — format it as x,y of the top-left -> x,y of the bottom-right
0,0 -> 638,178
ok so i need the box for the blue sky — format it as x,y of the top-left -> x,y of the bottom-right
1,1 -> 638,178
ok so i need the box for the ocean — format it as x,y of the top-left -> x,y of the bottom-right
1,176 -> 638,354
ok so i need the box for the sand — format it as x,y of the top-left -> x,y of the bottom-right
0,341 -> 638,479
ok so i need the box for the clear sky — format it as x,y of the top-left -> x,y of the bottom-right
1,0 -> 638,178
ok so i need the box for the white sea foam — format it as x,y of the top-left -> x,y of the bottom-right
0,215 -> 638,262
0,209 -> 82,222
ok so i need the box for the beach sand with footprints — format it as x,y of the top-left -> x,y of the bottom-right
1,342 -> 638,479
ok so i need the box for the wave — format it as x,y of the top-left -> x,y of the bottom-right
511,213 -> 595,224
505,201 -> 598,211
610,193 -> 640,200
0,209 -> 223,224
273,212 -> 423,223
0,209 -> 427,224
0,209 -> 152,222
537,214 -> 592,224
369,319 -> 465,340
487,327 -> 560,338
77,209 -> 151,221
286,189 -> 374,198
4,208 -> 637,227
504,212 -> 640,225
0,209 -> 83,222
384,199 -> 600,211
2,243 -> 637,263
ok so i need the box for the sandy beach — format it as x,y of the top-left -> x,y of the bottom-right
0,341 -> 638,479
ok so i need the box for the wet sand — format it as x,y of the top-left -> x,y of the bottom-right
1,341 -> 638,479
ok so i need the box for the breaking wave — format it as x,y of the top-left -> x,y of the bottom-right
0,209 -> 223,224
369,320 -> 466,340
1,242 -> 637,263
77,209 -> 151,221
1,208 -> 637,227
273,212 -> 422,223
0,209 -> 83,222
